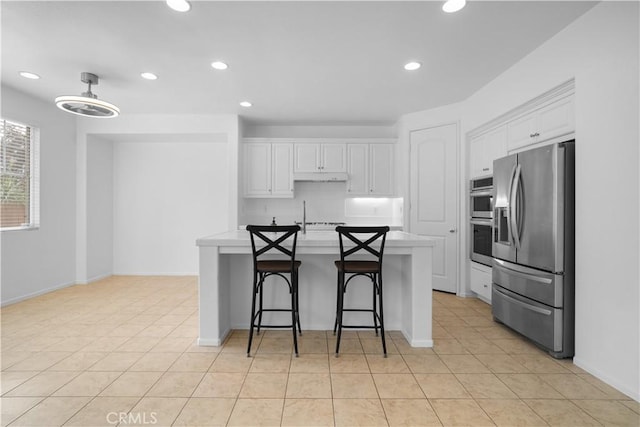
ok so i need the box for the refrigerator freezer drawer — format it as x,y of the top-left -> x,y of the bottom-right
492,285 -> 563,352
493,258 -> 564,307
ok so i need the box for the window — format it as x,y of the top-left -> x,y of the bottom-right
1,118 -> 39,230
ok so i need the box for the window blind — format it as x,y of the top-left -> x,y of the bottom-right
1,119 -> 39,229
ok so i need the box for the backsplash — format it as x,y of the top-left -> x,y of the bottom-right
344,197 -> 403,227
239,182 -> 403,227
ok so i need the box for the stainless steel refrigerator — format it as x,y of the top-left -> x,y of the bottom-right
491,140 -> 574,358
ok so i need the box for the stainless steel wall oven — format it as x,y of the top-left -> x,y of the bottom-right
470,176 -> 493,266
470,218 -> 493,266
470,176 -> 493,218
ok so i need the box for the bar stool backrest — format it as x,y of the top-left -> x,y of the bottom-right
246,225 -> 301,270
335,226 -> 390,267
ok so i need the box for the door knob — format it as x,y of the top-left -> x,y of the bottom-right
449,229 -> 456,233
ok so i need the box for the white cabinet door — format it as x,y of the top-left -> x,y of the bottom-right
245,143 -> 272,197
347,144 -> 368,195
507,112 -> 538,151
271,143 -> 293,197
508,95 -> 575,151
469,134 -> 486,178
294,143 -> 346,173
469,127 -> 507,178
370,144 -> 393,195
321,144 -> 347,172
470,262 -> 492,303
294,144 -> 320,172
485,126 -> 507,174
537,96 -> 574,143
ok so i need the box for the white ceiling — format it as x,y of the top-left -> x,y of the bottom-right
2,1 -> 596,125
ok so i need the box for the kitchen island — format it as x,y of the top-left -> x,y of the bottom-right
196,230 -> 435,347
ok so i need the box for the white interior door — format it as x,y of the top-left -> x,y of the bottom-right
410,124 -> 458,293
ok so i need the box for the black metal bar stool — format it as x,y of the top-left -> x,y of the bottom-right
333,225 -> 390,357
246,224 -> 302,357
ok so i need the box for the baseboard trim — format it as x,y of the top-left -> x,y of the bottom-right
198,328 -> 231,347
573,356 -> 639,402
111,272 -> 198,276
198,337 -> 223,346
1,280 -> 76,307
83,272 -> 112,284
401,328 -> 434,348
409,338 -> 434,348
457,291 -> 476,298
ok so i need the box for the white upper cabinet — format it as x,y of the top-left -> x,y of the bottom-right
507,95 -> 575,151
271,143 -> 294,197
347,143 -> 394,196
347,144 -> 368,194
244,142 -> 293,198
370,144 -> 394,195
245,143 -> 272,197
321,144 -> 347,172
293,144 -> 320,172
469,126 -> 507,178
294,143 -> 346,173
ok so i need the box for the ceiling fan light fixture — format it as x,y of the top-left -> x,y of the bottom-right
166,0 -> 191,12
55,72 -> 120,118
442,0 -> 466,13
141,72 -> 158,80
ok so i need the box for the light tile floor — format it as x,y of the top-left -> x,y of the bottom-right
1,276 -> 638,426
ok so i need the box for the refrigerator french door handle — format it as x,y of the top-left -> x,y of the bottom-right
502,163 -> 517,245
510,164 -> 522,250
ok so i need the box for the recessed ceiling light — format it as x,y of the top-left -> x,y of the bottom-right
404,62 -> 422,71
166,0 -> 190,12
442,0 -> 466,13
211,61 -> 228,70
141,72 -> 158,80
19,71 -> 40,80
239,101 -> 252,108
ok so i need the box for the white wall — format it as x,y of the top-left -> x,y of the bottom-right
112,139 -> 229,275
397,1 -> 639,401
1,86 -> 77,305
75,114 -> 240,282
464,2 -> 639,400
86,135 -> 113,282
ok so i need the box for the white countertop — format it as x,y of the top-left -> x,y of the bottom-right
197,230 -> 435,248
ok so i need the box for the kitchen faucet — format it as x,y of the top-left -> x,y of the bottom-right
302,200 -> 306,234
295,200 -> 307,233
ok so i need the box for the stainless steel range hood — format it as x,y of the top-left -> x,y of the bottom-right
293,172 -> 348,182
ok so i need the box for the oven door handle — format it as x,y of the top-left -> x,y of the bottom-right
470,190 -> 493,197
470,219 -> 493,226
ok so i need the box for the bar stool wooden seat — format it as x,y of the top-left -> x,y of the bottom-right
246,224 -> 302,357
333,225 -> 390,357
